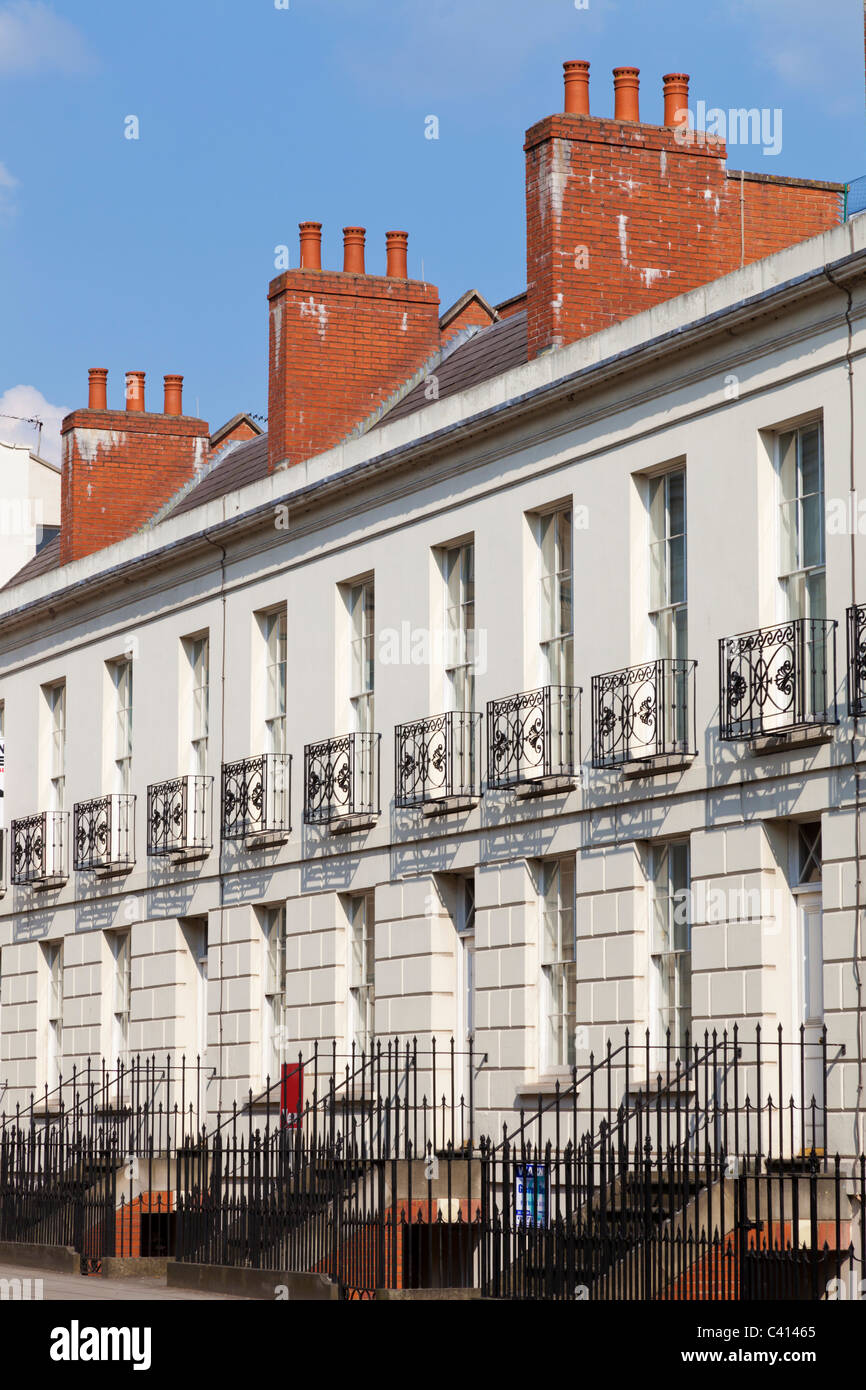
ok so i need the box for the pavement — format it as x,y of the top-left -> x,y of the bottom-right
0,1260 -> 250,1300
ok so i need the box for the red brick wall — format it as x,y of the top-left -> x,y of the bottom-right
525,114 -> 842,359
267,270 -> 440,473
60,409 -> 210,565
441,299 -> 497,348
210,419 -> 260,462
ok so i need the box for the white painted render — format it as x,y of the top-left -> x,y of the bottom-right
0,441 -> 60,589
0,218 -> 865,1155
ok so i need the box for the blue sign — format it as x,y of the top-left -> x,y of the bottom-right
515,1164 -> 548,1228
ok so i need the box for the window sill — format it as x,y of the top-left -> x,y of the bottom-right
421,795 -> 479,817
329,813 -> 379,835
514,776 -> 578,801
748,725 -> 835,755
620,753 -> 696,779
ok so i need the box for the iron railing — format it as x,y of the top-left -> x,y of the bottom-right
0,828 -> 5,895
847,603 -> 866,716
10,811 -> 69,886
395,711 -> 481,807
591,658 -> 696,768
221,754 -> 292,840
0,1026 -> 860,1300
147,775 -> 213,856
303,733 -> 381,825
486,686 -> 581,789
73,793 -> 135,872
719,619 -> 837,740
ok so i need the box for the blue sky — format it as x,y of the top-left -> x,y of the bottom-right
0,0 -> 863,463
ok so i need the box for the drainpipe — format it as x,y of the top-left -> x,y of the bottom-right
203,530 -> 229,1119
824,259 -> 864,1161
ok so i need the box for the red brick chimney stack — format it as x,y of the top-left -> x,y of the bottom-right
60,368 -> 210,566
267,221 -> 440,473
524,59 -> 843,359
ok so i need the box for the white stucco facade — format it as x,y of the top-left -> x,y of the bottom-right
1,217 -> 865,1157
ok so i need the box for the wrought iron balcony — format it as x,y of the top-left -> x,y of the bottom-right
222,753 -> 292,840
486,686 -> 581,790
73,794 -> 135,873
303,733 -> 381,826
0,828 -> 6,897
847,604 -> 866,716
11,811 -> 69,887
719,619 -> 837,741
591,659 -> 697,769
147,775 -> 213,857
395,711 -> 481,809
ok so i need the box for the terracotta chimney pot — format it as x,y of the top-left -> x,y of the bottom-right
613,67 -> 640,122
563,60 -> 590,115
88,368 -> 108,411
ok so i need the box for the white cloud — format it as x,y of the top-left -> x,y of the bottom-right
0,385 -> 68,464
328,0 -> 614,103
0,1 -> 95,76
727,0 -> 860,113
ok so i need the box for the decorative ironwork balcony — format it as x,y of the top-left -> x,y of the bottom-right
847,604 -> 866,716
73,794 -> 135,873
719,619 -> 837,741
591,659 -> 697,769
11,811 -> 69,887
0,828 -> 6,897
303,733 -> 381,826
395,711 -> 481,809
486,686 -> 581,790
222,754 -> 292,841
147,776 -> 213,857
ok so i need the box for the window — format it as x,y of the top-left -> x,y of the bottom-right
110,931 -> 131,1061
540,858 -> 576,1069
44,682 -> 66,811
649,841 -> 691,1054
538,508 -> 573,685
261,905 -> 286,1086
779,423 -> 824,622
797,822 -> 822,885
348,892 -> 375,1056
187,637 -> 209,776
264,610 -> 287,755
348,580 -> 375,733
182,918 -> 208,1065
111,661 -> 133,795
44,940 -> 63,1091
443,542 -> 475,712
649,469 -> 687,661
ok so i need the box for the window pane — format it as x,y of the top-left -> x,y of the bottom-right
667,471 -> 685,539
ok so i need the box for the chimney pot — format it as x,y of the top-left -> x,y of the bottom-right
613,66 -> 640,122
343,226 -> 366,275
298,221 -> 322,270
164,374 -> 184,416
88,368 -> 108,411
126,371 -> 146,412
563,60 -> 590,116
662,72 -> 690,127
385,230 -> 409,279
